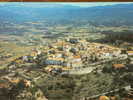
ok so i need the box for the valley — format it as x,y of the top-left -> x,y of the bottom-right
0,3 -> 133,100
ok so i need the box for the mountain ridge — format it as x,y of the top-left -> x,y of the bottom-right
0,3 -> 133,26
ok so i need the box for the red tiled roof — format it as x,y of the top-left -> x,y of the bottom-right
113,64 -> 125,69
73,55 -> 81,58
99,96 -> 109,100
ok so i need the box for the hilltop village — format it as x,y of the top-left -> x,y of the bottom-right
1,3 -> 133,100
11,38 -> 132,73
0,38 -> 133,100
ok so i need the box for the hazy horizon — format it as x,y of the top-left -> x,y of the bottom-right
0,2 -> 133,8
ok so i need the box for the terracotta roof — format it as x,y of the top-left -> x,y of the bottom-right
113,64 -> 125,69
10,78 -> 20,84
99,96 -> 109,100
73,55 -> 81,58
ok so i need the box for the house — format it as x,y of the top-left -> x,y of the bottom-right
64,45 -> 71,52
112,64 -> 126,72
31,51 -> 38,57
71,61 -> 82,68
55,53 -> 62,58
44,59 -> 64,66
99,96 -> 110,100
73,55 -> 81,62
113,64 -> 125,69
44,65 -> 53,71
10,78 -> 20,84
48,57 -> 64,62
103,53 -> 112,57
47,54 -> 56,58
22,56 -> 29,62
62,67 -> 71,71
113,50 -> 121,56
31,49 -> 42,56
69,38 -> 79,44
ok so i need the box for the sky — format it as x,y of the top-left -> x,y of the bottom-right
0,2 -> 133,8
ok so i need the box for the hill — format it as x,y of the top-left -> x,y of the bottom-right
0,3 -> 133,26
